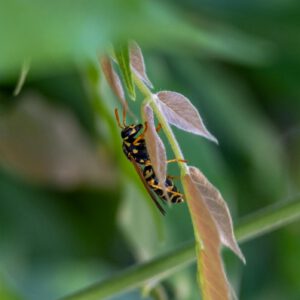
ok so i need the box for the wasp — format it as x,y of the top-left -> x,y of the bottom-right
115,108 -> 184,214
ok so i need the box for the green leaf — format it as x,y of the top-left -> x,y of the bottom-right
0,1 -> 270,77
115,43 -> 136,100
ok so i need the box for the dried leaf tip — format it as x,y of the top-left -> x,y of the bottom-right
100,56 -> 126,107
156,91 -> 218,144
188,166 -> 246,264
129,41 -> 153,89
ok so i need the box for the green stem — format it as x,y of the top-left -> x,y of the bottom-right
60,197 -> 300,300
235,198 -> 300,242
133,73 -> 188,175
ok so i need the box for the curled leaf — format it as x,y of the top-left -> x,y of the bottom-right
156,91 -> 218,143
189,166 -> 245,263
100,56 -> 127,107
115,43 -> 136,100
183,172 -> 231,300
143,104 -> 167,189
130,41 -> 153,88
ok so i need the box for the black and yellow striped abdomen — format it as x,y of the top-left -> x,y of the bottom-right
143,164 -> 184,204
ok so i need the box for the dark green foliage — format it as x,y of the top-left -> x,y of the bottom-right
0,1 -> 300,299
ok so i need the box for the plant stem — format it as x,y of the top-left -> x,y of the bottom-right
235,197 -> 300,242
60,197 -> 300,300
133,73 -> 188,175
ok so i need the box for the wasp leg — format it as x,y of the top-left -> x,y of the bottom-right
166,158 -> 187,164
167,175 -> 180,180
150,184 -> 183,197
142,121 -> 148,135
114,108 -> 124,129
156,123 -> 162,132
133,122 -> 160,146
168,190 -> 184,197
165,188 -> 185,202
133,135 -> 143,145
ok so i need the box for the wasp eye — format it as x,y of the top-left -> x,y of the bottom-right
121,127 -> 133,139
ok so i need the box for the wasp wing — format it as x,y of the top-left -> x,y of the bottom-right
129,156 -> 166,215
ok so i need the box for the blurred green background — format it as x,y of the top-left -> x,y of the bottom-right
0,1 -> 300,299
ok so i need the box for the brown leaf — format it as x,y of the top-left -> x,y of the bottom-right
130,41 -> 153,88
100,56 -> 127,107
143,104 -> 167,188
0,94 -> 117,189
183,172 -> 231,300
156,91 -> 218,143
189,166 -> 245,263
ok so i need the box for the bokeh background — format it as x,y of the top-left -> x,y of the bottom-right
0,1 -> 300,299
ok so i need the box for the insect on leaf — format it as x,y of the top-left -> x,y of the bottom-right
115,43 -> 136,100
183,171 -> 231,300
189,166 -> 245,263
129,41 -> 153,89
156,91 -> 218,143
100,56 -> 127,108
143,104 -> 167,190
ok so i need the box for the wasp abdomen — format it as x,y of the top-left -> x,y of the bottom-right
143,165 -> 184,204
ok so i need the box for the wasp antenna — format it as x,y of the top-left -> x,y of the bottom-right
114,108 -> 123,129
143,121 -> 148,134
122,104 -> 127,127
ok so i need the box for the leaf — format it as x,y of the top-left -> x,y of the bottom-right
143,104 -> 167,189
129,41 -> 153,88
156,91 -> 218,143
189,166 -> 245,263
0,1 -> 269,76
115,43 -> 136,100
183,172 -> 231,300
0,94 -> 117,188
100,56 -> 127,108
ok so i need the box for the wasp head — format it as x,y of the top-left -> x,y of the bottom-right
121,124 -> 143,140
